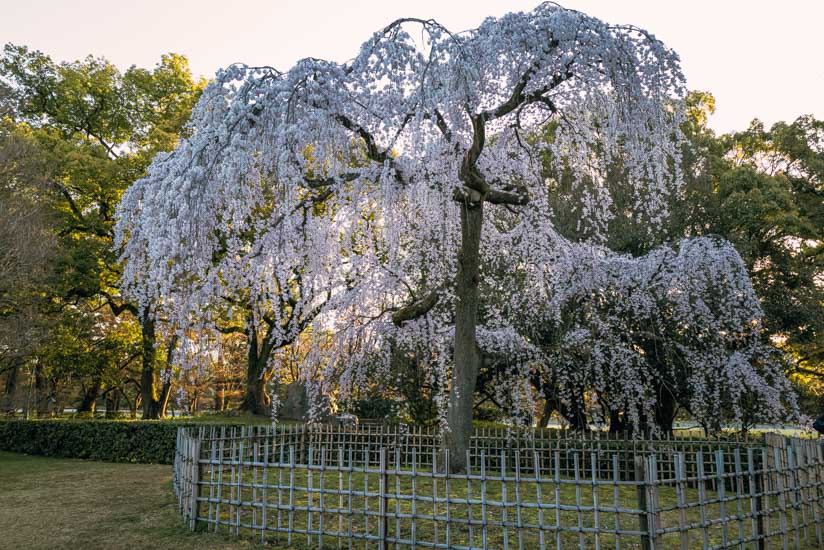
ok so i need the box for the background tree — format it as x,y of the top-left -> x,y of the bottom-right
0,122 -> 59,413
0,45 -> 204,417
701,118 -> 823,395
675,97 -> 823,414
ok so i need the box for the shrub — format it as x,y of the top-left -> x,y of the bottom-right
0,419 -> 203,464
474,405 -> 505,424
352,397 -> 397,420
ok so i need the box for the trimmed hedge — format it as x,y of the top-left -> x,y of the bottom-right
0,420 -> 201,464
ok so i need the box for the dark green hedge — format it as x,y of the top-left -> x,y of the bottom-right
0,420 -> 198,464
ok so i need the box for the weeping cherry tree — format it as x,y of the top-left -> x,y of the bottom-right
116,3 -> 687,471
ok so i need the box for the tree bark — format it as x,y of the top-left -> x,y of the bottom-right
238,359 -> 270,415
608,408 -> 627,434
559,385 -> 588,432
131,393 -> 141,419
444,199 -> 484,473
34,362 -> 51,417
539,397 -> 555,428
237,318 -> 272,416
104,390 -> 120,418
156,335 -> 178,418
654,384 -> 677,436
1,358 -> 21,413
77,377 -> 102,413
188,389 -> 199,415
140,313 -> 162,419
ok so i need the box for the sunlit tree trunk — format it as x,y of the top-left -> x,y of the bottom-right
214,381 -> 227,412
140,313 -> 162,419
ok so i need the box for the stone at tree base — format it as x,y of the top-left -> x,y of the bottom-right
280,381 -> 310,420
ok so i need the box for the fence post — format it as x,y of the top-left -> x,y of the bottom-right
635,455 -> 653,550
379,447 -> 388,550
189,431 -> 203,531
674,453 -> 689,550
648,454 -> 662,549
749,448 -> 766,550
715,450 -> 729,547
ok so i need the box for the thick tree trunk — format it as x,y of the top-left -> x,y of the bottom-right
538,397 -> 555,428
1,358 -> 21,413
654,384 -> 677,436
444,200 -> 484,473
77,377 -> 102,413
140,314 -> 162,419
238,358 -> 270,415
104,390 -> 120,418
237,321 -> 272,416
34,362 -> 51,417
155,335 -> 178,418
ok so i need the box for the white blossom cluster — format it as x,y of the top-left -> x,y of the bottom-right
112,4 -> 793,430
528,236 -> 799,432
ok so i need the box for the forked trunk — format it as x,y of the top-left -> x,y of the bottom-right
444,200 -> 484,473
77,377 -> 102,413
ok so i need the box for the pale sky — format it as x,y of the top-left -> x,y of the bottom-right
2,0 -> 822,133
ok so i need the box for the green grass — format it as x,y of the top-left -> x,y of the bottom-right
0,451 -> 263,549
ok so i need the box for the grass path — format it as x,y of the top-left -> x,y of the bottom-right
0,451 -> 263,549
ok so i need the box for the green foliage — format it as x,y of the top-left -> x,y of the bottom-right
0,44 -> 205,416
0,44 -> 205,301
680,111 -> 824,406
0,122 -> 60,362
473,405 -> 505,424
0,419 -> 208,463
0,40 -> 820,426
351,396 -> 397,420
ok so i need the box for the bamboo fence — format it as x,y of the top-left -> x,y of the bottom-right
173,424 -> 824,549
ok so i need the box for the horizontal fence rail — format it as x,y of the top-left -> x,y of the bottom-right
172,425 -> 824,549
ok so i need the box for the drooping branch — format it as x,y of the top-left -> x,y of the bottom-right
391,290 -> 440,327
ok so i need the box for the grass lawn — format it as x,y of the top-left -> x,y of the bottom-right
0,451 -> 264,549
